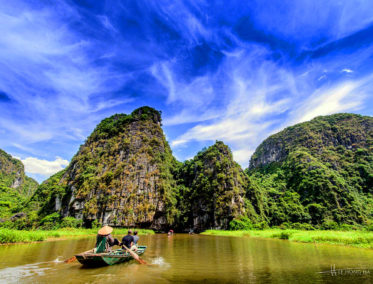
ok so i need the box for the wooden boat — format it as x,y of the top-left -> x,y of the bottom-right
75,246 -> 147,266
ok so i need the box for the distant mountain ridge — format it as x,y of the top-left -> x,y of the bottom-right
0,149 -> 38,196
0,149 -> 38,218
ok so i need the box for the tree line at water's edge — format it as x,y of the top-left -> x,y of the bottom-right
0,107 -> 372,232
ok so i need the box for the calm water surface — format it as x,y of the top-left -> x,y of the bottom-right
0,234 -> 372,283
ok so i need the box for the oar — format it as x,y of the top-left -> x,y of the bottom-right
122,245 -> 147,264
64,256 -> 76,263
64,248 -> 93,263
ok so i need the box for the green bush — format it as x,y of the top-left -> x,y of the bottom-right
40,212 -> 61,224
0,221 -> 15,229
279,222 -> 292,229
291,222 -> 315,230
92,219 -> 101,229
339,224 -> 358,231
229,217 -> 253,230
60,217 -> 83,228
252,221 -> 269,230
40,222 -> 57,230
321,220 -> 339,230
366,223 -> 373,232
39,213 -> 61,229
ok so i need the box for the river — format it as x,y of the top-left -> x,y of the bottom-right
0,234 -> 372,283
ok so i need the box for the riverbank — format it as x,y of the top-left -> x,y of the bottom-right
0,228 -> 154,244
201,229 -> 373,248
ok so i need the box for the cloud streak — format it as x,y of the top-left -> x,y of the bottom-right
292,79 -> 369,125
21,156 -> 69,177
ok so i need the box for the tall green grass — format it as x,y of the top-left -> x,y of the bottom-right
202,229 -> 373,248
0,228 -> 154,244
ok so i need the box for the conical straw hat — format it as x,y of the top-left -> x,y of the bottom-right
98,225 -> 113,235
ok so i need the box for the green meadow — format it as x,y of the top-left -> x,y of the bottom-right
0,228 -> 154,244
202,229 -> 373,249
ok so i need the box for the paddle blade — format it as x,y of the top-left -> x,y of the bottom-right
64,256 -> 77,263
123,245 -> 147,264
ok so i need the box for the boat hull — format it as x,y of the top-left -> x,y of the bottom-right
75,246 -> 147,267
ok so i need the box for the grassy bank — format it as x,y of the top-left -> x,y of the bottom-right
201,229 -> 373,249
0,228 -> 154,244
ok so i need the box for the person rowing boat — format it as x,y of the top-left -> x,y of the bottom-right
95,225 -> 120,253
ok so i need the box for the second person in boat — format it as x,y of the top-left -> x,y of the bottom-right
132,231 -> 139,251
121,229 -> 135,251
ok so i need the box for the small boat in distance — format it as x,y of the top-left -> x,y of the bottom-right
75,246 -> 147,267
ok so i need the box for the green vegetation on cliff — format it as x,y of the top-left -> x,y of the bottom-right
0,149 -> 38,196
27,170 -> 68,218
90,106 -> 162,141
0,184 -> 25,219
248,113 -> 373,228
30,106 -> 178,229
174,141 -> 263,231
0,149 -> 38,218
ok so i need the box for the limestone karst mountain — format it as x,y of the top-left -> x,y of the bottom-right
174,141 -> 263,231
0,149 -> 38,218
248,113 -> 373,227
31,107 -> 178,229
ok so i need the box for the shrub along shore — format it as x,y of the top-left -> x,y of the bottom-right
0,228 -> 154,244
201,229 -> 373,249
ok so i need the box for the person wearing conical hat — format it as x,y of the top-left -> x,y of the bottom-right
95,225 -> 120,253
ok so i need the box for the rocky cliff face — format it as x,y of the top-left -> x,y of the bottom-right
33,107 -> 177,229
0,149 -> 38,197
175,141 -> 260,231
248,113 -> 373,226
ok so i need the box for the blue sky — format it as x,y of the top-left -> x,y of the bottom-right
1,0 -> 373,183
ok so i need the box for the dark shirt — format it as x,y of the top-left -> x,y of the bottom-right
121,235 -> 134,248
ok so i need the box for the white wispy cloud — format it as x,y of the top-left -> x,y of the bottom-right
21,156 -> 69,176
248,1 -> 373,47
0,1 -> 129,149
232,149 -> 254,165
292,76 -> 371,124
151,62 -> 219,125
341,68 -> 353,73
97,15 -> 118,33
149,1 -> 211,45
11,143 -> 39,155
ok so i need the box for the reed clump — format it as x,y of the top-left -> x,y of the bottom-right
0,228 -> 154,244
202,229 -> 373,248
